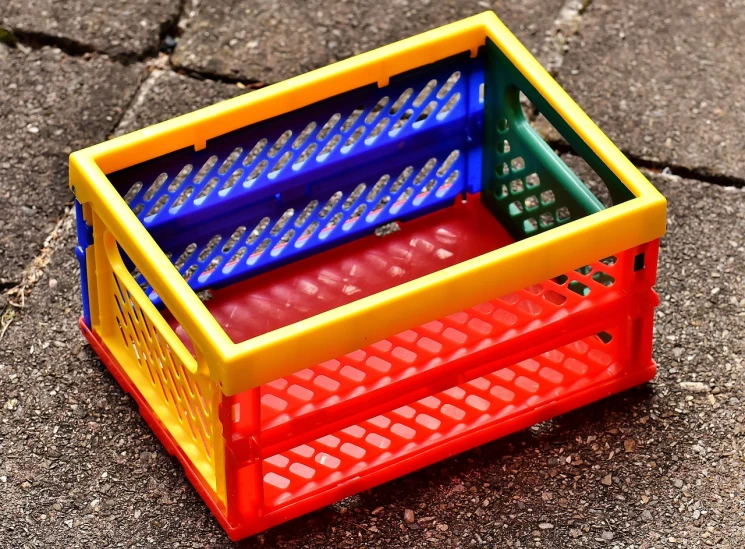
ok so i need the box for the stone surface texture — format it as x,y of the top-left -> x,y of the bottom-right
172,0 -> 566,83
0,45 -> 142,283
556,0 -> 745,181
0,0 -> 183,58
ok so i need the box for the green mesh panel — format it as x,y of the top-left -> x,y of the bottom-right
482,38 -> 634,240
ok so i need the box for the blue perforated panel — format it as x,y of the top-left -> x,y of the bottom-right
108,52 -> 485,302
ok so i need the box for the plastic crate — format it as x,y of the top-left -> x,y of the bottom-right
70,12 -> 666,540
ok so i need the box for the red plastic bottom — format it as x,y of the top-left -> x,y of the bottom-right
82,317 -> 656,540
167,196 -> 515,347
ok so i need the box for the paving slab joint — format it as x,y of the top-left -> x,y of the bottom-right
548,140 -> 745,190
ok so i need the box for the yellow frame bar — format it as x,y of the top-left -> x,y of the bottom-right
71,12 -> 666,396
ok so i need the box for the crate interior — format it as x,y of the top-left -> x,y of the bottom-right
102,42 -> 651,513
108,46 -> 614,310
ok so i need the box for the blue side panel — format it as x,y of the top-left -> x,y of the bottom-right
75,200 -> 93,328
108,51 -> 486,302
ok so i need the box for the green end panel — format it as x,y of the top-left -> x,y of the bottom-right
481,38 -> 635,240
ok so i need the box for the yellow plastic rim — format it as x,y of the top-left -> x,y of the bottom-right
70,12 -> 666,395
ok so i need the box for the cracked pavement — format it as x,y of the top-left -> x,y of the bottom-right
1,1 -> 745,547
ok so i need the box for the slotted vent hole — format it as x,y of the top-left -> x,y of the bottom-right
196,177 -> 219,202
371,194 -> 391,215
389,88 -> 413,115
247,217 -> 270,245
556,206 -> 571,222
343,184 -> 367,210
391,167 -> 413,193
247,160 -> 268,183
320,192 -> 343,218
227,246 -> 247,267
270,209 -> 295,236
297,221 -> 319,245
397,187 -> 414,206
414,101 -> 437,127
539,212 -> 555,228
508,200 -> 523,217
436,150 -> 460,177
437,93 -> 461,119
414,158 -> 437,186
269,151 -> 292,176
293,143 -> 317,168
390,109 -> 413,134
198,235 -> 222,262
174,243 -> 197,270
193,156 -> 218,185
437,71 -> 461,99
323,212 -> 343,233
292,122 -> 317,149
526,173 -> 540,188
204,256 -> 222,274
143,173 -> 168,201
219,148 -> 243,175
254,238 -> 271,260
540,190 -> 555,205
592,271 -> 616,286
413,79 -> 438,107
342,127 -> 366,152
220,168 -> 243,194
183,265 -> 198,280
365,97 -> 389,124
510,179 -> 525,194
367,175 -> 391,202
511,157 -> 526,172
168,164 -> 193,192
366,117 -> 389,143
317,135 -> 341,160
568,280 -> 591,296
123,182 -> 143,204
348,204 -> 366,223
295,200 -> 319,227
440,170 -> 459,193
317,113 -> 341,141
268,130 -> 292,158
222,226 -> 246,253
147,195 -> 170,217
524,195 -> 539,211
243,138 -> 268,166
341,107 -> 365,132
273,229 -> 295,254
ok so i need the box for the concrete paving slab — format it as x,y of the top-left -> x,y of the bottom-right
0,45 -> 142,284
555,0 -> 745,181
114,69 -> 247,138
2,154 -> 744,546
172,0 -> 565,83
0,0 -> 183,59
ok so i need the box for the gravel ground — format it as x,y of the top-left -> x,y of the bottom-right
1,0 -> 745,547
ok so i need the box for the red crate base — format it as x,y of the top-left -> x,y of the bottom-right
81,317 -> 655,541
